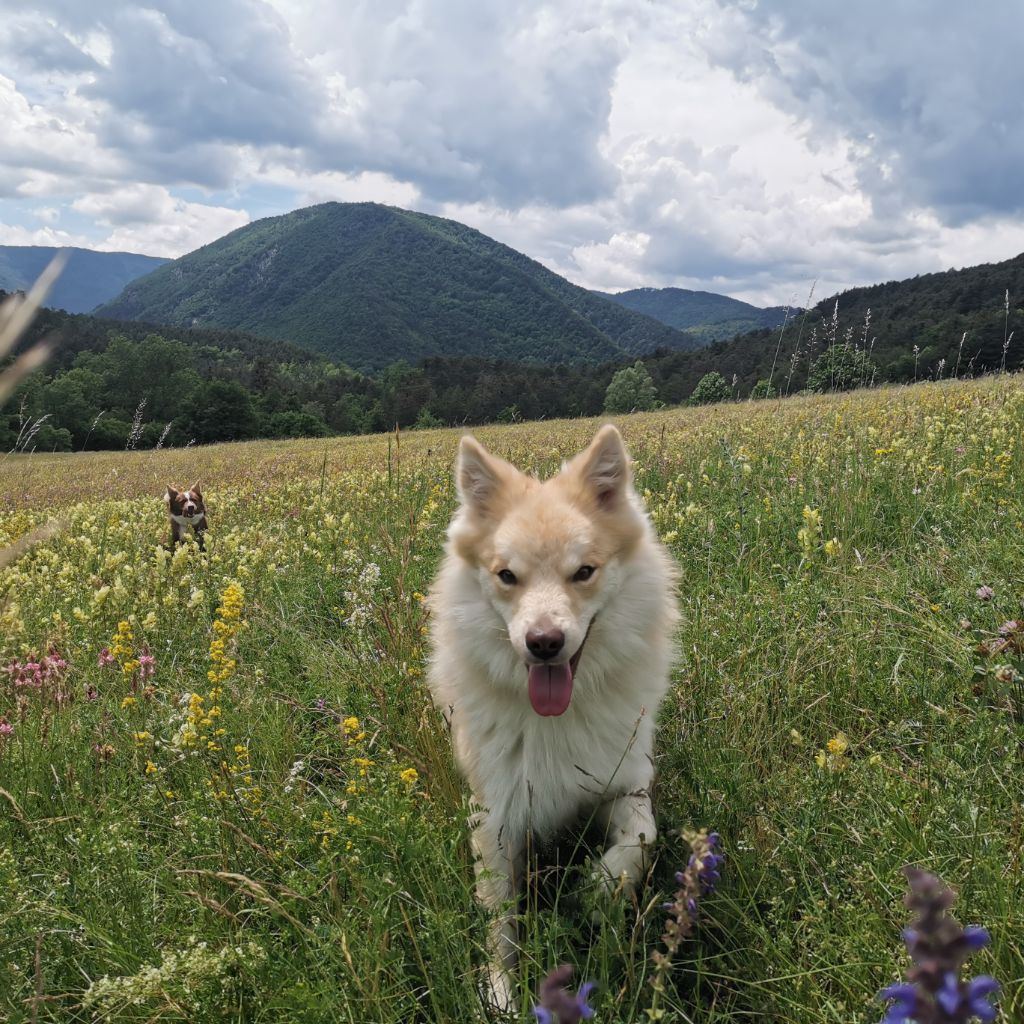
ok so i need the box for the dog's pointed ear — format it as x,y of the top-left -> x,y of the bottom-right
166,485 -> 178,504
570,424 -> 631,509
457,436 -> 514,517
190,482 -> 202,497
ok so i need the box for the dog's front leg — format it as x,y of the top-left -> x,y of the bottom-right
594,789 -> 656,896
169,520 -> 186,549
471,820 -> 523,1013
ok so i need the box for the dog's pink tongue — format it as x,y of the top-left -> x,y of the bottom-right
527,663 -> 574,716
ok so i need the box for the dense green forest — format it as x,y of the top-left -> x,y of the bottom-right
1,298 -> 618,451
596,286 -> 789,341
0,246 -> 167,314
643,251 -> 1024,400
4,248 -> 1023,452
97,202 -> 697,371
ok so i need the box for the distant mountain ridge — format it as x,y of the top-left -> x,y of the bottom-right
633,251 -> 1024,400
98,202 -> 700,371
598,286 -> 789,341
0,245 -> 168,313
6,248 -> 1024,454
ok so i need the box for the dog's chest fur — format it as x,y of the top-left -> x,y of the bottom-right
455,678 -> 658,839
170,512 -> 206,526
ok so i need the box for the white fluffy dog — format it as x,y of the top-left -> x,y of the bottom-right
426,424 -> 679,1008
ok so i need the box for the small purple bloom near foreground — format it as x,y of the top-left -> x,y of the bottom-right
657,830 -> 723,965
647,829 -> 723,1020
532,965 -> 595,1024
879,866 -> 999,1024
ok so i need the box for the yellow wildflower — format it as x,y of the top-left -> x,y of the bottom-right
826,732 -> 850,756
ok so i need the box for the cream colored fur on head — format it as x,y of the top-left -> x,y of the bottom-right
426,424 -> 679,1010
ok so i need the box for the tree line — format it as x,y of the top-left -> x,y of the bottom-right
2,280 -> 1022,452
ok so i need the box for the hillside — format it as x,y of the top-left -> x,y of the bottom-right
97,203 -> 697,370
0,245 -> 167,313
2,298 -> 612,451
636,251 -> 1024,400
598,286 -> 789,341
11,247 -> 1024,453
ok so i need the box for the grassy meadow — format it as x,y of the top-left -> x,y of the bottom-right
1,377 -> 1022,1022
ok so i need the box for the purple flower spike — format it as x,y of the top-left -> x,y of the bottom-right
532,965 -> 595,1024
878,867 -> 1000,1024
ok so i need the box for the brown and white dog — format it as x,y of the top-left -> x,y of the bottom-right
165,484 -> 207,550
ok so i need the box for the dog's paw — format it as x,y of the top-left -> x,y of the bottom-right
592,844 -> 643,896
481,963 -> 515,1017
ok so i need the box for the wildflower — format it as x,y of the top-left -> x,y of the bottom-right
283,758 -> 305,794
342,715 -> 360,734
138,652 -> 156,677
798,506 -> 823,555
647,829 -> 723,1018
121,696 -> 137,709
399,767 -> 419,785
827,732 -> 850,756
975,586 -> 995,601
98,648 -> 115,668
0,717 -> 13,738
789,728 -> 804,746
824,537 -> 842,558
145,760 -> 158,775
817,731 -> 851,771
532,965 -> 595,1024
878,866 -> 999,1024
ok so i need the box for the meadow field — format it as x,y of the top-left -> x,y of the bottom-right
1,377 -> 1022,1023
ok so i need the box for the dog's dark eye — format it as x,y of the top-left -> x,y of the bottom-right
497,569 -> 518,586
573,565 -> 596,582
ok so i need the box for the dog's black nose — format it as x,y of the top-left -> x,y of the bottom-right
526,628 -> 565,660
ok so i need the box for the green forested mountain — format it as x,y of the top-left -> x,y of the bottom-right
597,286 -> 789,341
97,203 -> 697,370
0,246 -> 167,313
6,248 -> 1024,453
634,252 -> 1024,401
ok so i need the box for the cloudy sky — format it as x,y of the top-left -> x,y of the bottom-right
2,0 -> 1023,305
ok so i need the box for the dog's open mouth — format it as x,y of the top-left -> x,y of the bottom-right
526,626 -> 590,717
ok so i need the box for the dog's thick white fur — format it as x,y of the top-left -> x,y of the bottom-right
426,424 -> 678,1008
